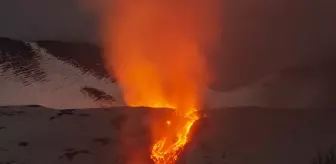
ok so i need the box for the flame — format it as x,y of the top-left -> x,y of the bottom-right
99,0 -> 222,163
151,110 -> 199,163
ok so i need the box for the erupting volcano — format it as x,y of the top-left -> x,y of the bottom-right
99,0 -> 222,163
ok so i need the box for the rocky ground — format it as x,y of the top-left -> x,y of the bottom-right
0,105 -> 335,164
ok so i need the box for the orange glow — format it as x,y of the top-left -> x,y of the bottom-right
151,110 -> 199,163
100,0 -> 222,163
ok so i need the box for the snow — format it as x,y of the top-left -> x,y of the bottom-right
0,106 -> 335,164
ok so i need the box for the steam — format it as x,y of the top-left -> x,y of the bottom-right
80,0 -> 222,163
90,0 -> 223,110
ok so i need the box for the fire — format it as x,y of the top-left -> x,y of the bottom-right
151,110 -> 199,163
98,0 -> 222,163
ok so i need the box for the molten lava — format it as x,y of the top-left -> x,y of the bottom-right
151,110 -> 199,163
99,0 -> 222,163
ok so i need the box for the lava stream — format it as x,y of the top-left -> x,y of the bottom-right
151,110 -> 199,164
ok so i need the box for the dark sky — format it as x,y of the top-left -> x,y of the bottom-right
209,0 -> 336,90
0,0 -> 335,90
0,0 -> 98,43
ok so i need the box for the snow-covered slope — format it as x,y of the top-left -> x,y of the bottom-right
0,105 -> 335,164
0,37 -> 124,109
1,37 -> 334,109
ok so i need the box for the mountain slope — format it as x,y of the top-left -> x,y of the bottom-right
0,37 -> 123,109
205,57 -> 336,109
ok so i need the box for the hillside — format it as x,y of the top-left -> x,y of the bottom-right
0,105 -> 335,164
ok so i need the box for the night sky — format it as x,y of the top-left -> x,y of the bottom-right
0,1 -> 335,163
0,0 -> 335,91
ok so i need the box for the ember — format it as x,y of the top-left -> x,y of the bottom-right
98,0 -> 222,163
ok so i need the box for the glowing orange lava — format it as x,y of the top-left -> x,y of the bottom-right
100,0 -> 222,163
151,110 -> 199,163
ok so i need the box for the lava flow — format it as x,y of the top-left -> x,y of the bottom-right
99,0 -> 222,163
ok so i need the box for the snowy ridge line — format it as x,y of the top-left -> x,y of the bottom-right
0,37 -> 124,109
0,37 -> 335,109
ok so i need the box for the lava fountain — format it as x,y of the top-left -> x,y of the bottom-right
99,0 -> 222,163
